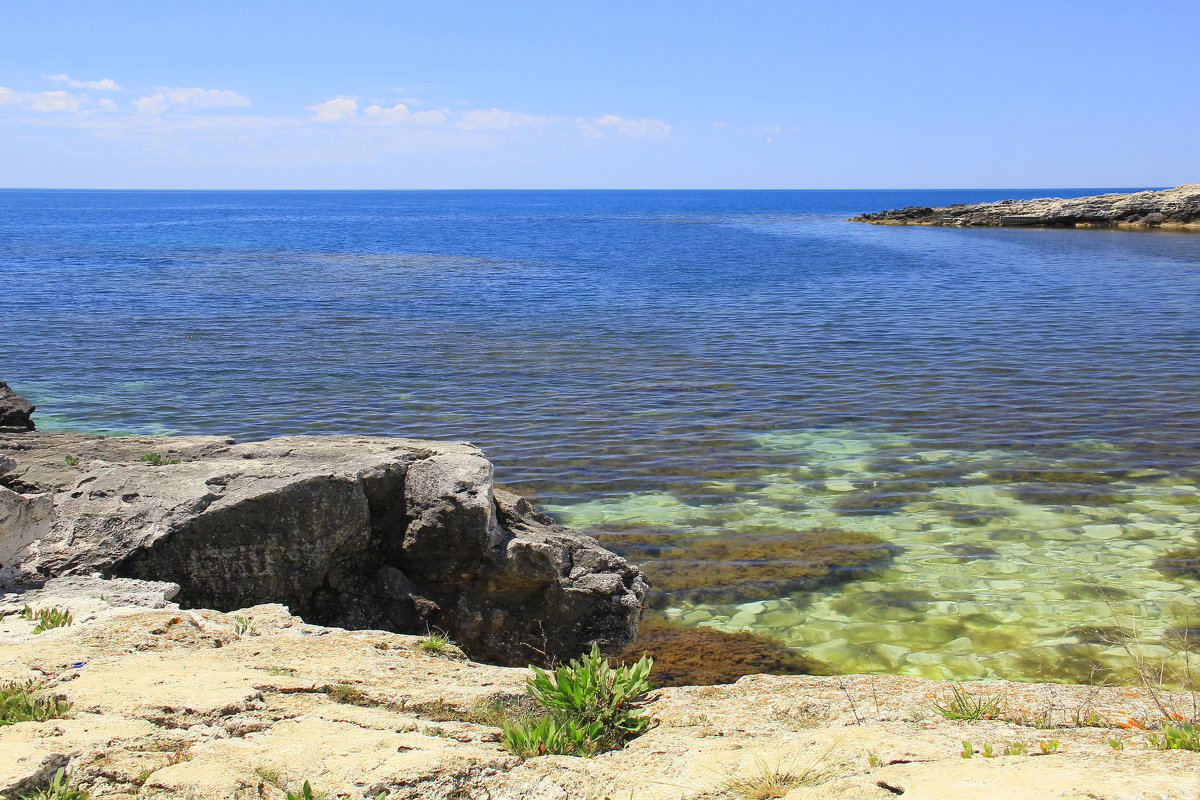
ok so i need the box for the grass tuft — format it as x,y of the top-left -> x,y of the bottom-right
932,683 -> 1005,720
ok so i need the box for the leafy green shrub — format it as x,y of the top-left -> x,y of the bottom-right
0,681 -> 72,725
1150,721 -> 1200,751
19,606 -> 73,634
500,643 -> 653,757
932,683 -> 1004,720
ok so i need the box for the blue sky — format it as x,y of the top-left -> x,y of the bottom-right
1,1 -> 1196,189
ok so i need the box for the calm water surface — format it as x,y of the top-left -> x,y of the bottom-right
3,188 -> 1199,683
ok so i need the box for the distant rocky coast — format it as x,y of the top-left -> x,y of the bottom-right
851,184 -> 1200,229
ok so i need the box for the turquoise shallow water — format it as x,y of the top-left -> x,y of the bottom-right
3,188 -> 1199,683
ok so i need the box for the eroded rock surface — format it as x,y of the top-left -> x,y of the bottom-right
1,595 -> 1197,800
851,184 -> 1200,229
0,432 -> 647,665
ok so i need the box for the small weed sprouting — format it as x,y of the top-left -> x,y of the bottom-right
724,757 -> 832,800
324,683 -> 368,705
1108,737 -> 1125,750
1038,740 -> 1061,755
9,768 -> 88,800
264,666 -> 296,676
0,680 -> 73,725
64,455 -> 81,467
980,743 -> 995,758
500,643 -> 653,758
418,631 -> 451,655
1002,742 -> 1028,756
139,453 -> 181,466
1071,709 -> 1109,728
960,741 -> 974,759
284,781 -> 317,800
932,683 -> 1004,720
1149,721 -> 1200,751
866,751 -> 883,768
232,616 -> 257,637
19,605 -> 73,634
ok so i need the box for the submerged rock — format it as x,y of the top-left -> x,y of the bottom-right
620,618 -> 829,686
602,526 -> 894,606
851,184 -> 1200,229
0,382 -> 35,433
0,431 -> 647,665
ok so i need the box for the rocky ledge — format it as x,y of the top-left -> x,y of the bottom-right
851,184 -> 1200,229
0,429 -> 647,666
1,593 -> 1196,800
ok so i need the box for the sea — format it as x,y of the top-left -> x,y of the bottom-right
3,187 -> 1199,684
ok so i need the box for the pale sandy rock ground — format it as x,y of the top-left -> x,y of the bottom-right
2,595 -> 1198,800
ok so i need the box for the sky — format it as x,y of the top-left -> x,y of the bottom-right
0,1 -> 1197,190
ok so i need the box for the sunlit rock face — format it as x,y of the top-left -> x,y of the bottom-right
0,431 -> 647,666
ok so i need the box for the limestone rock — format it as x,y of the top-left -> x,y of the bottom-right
851,184 -> 1200,229
0,382 -> 35,433
2,604 -> 1198,800
0,432 -> 647,665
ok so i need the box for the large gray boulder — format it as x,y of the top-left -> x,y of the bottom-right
851,184 -> 1200,228
0,382 -> 35,433
0,431 -> 648,665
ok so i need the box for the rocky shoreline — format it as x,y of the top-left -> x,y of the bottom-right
3,382 -> 1199,798
2,593 -> 1197,799
850,184 -> 1200,229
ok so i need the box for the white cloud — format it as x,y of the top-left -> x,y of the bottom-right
0,86 -> 102,113
46,74 -> 124,91
457,108 -> 548,131
592,114 -> 672,138
135,87 -> 250,115
308,96 -> 359,121
363,103 -> 447,126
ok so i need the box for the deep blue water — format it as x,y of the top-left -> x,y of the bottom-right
4,189 -> 1200,681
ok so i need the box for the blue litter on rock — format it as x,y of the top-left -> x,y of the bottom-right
70,662 -> 85,669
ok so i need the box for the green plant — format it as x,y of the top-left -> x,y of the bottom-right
500,644 -> 653,757
932,683 -> 1004,720
323,683 -> 367,705
264,666 -> 296,676
960,741 -> 974,759
64,455 -> 81,467
284,781 -> 316,800
6,768 -> 88,800
139,453 -> 181,466
418,631 -> 451,655
0,680 -> 73,725
980,743 -> 995,758
1002,742 -> 1028,756
1108,737 -> 1124,750
866,750 -> 882,768
724,757 -> 831,800
1071,709 -> 1108,728
1039,740 -> 1061,754
232,615 -> 257,636
19,605 -> 73,634
501,715 -> 607,757
1149,721 -> 1200,751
